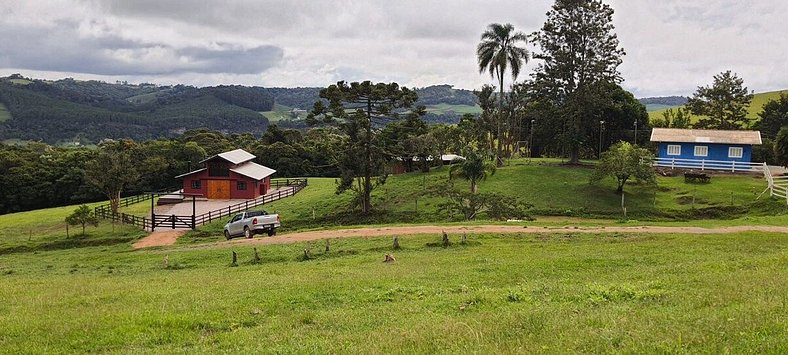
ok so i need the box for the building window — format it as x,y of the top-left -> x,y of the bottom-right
667,145 -> 681,156
237,181 -> 247,190
728,147 -> 743,158
191,180 -> 201,189
694,145 -> 708,157
208,162 -> 230,177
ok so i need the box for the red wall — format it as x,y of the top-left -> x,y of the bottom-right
181,170 -> 266,200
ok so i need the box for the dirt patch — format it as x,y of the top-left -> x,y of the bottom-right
165,224 -> 788,251
133,230 -> 187,249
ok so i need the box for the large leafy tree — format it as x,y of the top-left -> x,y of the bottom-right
307,81 -> 419,213
531,0 -> 625,163
591,141 -> 655,193
775,127 -> 788,167
477,23 -> 530,166
687,70 -> 753,130
84,140 -> 140,215
756,94 -> 788,138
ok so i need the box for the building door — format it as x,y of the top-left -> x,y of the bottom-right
206,180 -> 231,199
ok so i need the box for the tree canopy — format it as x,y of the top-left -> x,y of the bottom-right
530,0 -> 626,162
756,94 -> 788,138
591,141 -> 655,193
687,70 -> 753,130
308,81 -> 420,213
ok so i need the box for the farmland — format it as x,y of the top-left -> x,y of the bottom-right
1,155 -> 787,352
648,89 -> 788,124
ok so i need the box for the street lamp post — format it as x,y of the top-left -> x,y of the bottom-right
529,119 -> 536,161
599,120 -> 605,159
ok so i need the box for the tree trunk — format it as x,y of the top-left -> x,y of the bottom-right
471,180 -> 478,194
110,191 -> 121,215
363,99 -> 374,214
496,74 -> 505,167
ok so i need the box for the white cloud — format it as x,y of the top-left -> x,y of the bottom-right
0,0 -> 786,97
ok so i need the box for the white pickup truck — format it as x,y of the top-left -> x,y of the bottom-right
223,211 -> 280,239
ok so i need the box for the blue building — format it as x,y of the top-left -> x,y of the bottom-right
650,128 -> 762,172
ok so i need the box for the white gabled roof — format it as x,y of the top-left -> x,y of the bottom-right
650,128 -> 762,145
200,148 -> 256,165
231,161 -> 276,181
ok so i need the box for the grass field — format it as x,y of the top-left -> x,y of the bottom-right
0,102 -> 11,122
424,103 -> 482,115
260,103 -> 302,123
0,231 -> 786,352
8,78 -> 32,85
648,89 -> 788,124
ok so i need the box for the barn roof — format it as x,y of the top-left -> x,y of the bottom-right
174,168 -> 206,179
199,148 -> 256,165
650,128 -> 762,145
230,162 -> 276,181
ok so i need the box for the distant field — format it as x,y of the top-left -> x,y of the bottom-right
0,103 -> 10,122
261,103 -> 302,123
425,103 -> 482,115
648,89 -> 788,124
125,92 -> 158,104
9,78 -> 32,85
644,103 -> 678,112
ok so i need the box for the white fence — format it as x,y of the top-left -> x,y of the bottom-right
654,157 -> 765,173
654,158 -> 787,204
762,164 -> 788,204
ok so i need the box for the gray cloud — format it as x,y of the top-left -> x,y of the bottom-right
0,0 -> 786,97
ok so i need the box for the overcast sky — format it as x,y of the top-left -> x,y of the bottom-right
1,0 -> 786,97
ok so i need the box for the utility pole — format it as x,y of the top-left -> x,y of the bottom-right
633,119 -> 638,145
599,120 -> 605,159
529,119 -> 536,162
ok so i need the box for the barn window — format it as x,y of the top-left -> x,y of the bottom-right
208,162 -> 230,177
694,145 -> 708,157
728,147 -> 743,158
237,181 -> 247,190
667,145 -> 681,156
191,180 -> 201,189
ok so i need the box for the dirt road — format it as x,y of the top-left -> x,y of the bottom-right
133,224 -> 788,250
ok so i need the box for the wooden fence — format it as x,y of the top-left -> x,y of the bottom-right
94,179 -> 308,230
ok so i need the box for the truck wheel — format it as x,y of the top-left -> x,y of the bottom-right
267,229 -> 276,237
244,227 -> 252,239
224,230 -> 231,240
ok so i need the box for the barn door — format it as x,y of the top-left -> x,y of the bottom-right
207,180 -> 231,199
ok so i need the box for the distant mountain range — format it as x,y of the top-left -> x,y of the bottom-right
0,75 -> 479,144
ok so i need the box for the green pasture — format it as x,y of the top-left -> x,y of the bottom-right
648,89 -> 788,124
1,230 -> 786,353
424,103 -> 482,115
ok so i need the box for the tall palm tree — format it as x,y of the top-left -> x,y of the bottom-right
449,151 -> 496,194
477,23 -> 529,167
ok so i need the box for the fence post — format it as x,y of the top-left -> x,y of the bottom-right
671,158 -> 675,169
701,159 -> 705,171
731,160 -> 735,173
209,211 -> 212,223
171,214 -> 175,229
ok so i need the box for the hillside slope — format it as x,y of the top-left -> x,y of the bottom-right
647,89 -> 788,124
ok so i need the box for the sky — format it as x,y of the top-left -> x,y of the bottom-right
0,0 -> 786,98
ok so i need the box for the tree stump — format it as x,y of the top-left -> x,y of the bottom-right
325,239 -> 330,253
231,251 -> 238,267
442,230 -> 450,248
393,236 -> 400,250
461,232 -> 467,245
384,254 -> 396,263
303,249 -> 311,260
163,255 -> 169,269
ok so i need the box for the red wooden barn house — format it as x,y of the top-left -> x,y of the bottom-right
176,149 -> 276,199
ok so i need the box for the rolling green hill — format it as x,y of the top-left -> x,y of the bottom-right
648,89 -> 788,124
